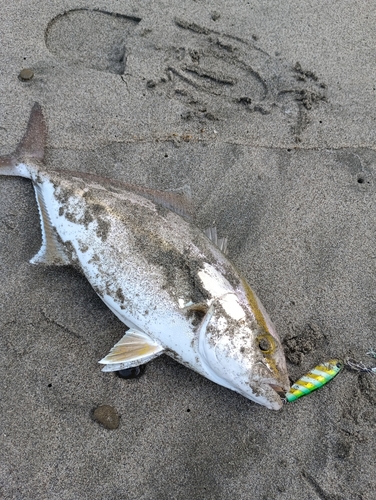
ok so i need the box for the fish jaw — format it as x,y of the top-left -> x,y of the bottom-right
198,349 -> 288,410
242,383 -> 285,411
216,362 -> 289,410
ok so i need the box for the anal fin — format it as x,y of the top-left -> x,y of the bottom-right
30,184 -> 71,265
99,329 -> 164,372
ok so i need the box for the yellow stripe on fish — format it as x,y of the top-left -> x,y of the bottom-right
241,279 -> 271,336
285,359 -> 343,402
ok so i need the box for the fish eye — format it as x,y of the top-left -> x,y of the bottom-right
259,338 -> 271,351
256,333 -> 276,354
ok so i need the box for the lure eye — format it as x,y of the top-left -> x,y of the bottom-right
256,333 -> 276,354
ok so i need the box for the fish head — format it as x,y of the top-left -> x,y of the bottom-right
197,300 -> 290,410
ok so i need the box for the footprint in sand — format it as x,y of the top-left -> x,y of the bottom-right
45,9 -> 327,140
46,9 -> 141,75
164,19 -> 327,139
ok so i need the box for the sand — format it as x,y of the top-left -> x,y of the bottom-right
1,1 -> 375,499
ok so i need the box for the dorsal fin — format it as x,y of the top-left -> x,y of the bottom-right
125,183 -> 193,220
15,102 -> 46,162
205,227 -> 228,254
51,168 -> 194,220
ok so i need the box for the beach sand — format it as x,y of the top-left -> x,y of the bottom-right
1,1 -> 375,498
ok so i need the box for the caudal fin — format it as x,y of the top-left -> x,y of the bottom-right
0,102 -> 46,177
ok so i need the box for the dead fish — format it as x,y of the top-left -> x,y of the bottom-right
285,359 -> 343,402
0,103 -> 290,410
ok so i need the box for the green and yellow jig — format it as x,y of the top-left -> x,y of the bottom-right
285,359 -> 344,402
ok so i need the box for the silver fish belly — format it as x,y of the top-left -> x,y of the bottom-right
0,104 -> 290,410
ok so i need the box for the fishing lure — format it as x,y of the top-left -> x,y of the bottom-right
285,359 -> 343,402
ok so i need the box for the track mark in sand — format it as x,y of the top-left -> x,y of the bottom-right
301,471 -> 344,500
164,19 -> 327,140
165,23 -> 269,119
283,321 -> 324,365
45,9 -> 141,75
40,308 -> 83,340
1,214 -> 17,230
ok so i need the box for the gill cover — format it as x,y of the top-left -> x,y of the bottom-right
196,303 -> 237,391
196,304 -> 255,379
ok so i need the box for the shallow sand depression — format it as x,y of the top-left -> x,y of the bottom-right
1,1 -> 375,499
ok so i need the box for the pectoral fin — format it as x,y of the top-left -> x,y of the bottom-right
99,329 -> 164,372
179,299 -> 209,314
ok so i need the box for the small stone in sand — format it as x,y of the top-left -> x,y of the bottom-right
116,364 -> 146,379
18,68 -> 34,81
93,405 -> 120,430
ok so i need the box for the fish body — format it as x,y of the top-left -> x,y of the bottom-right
285,359 -> 343,402
0,103 -> 290,410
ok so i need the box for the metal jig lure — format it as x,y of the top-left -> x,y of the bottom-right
285,359 -> 343,403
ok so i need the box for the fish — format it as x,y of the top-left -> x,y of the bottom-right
285,359 -> 343,402
0,103 -> 290,410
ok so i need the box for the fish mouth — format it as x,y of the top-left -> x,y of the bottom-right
257,361 -> 290,397
268,383 -> 287,397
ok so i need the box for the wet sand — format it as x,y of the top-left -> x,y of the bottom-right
1,2 -> 375,499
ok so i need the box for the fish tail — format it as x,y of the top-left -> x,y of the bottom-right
0,103 -> 46,179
